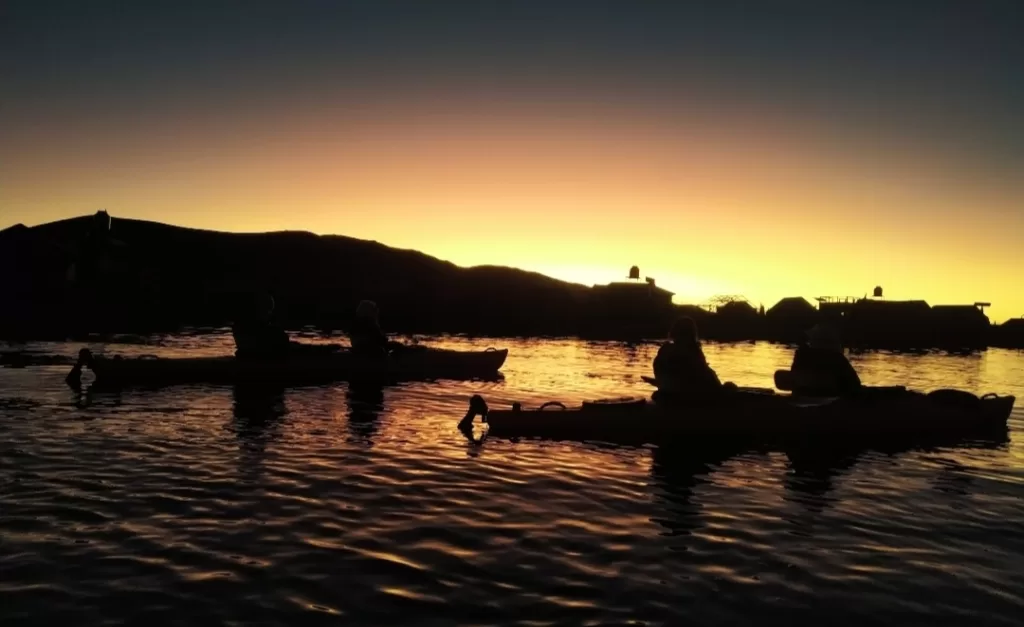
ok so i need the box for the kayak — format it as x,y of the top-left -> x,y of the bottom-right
72,346 -> 508,388
461,388 -> 1015,444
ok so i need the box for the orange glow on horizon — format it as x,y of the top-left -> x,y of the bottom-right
4,98 -> 1023,323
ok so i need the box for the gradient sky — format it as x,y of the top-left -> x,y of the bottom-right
3,1 -> 1023,321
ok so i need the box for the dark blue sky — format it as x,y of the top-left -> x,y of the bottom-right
3,0 -> 1022,167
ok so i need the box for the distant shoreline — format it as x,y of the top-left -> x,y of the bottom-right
2,213 -> 1022,350
2,325 -> 1022,353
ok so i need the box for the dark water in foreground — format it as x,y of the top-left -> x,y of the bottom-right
2,333 -> 1023,626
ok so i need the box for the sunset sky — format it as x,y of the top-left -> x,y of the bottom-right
3,1 -> 1022,321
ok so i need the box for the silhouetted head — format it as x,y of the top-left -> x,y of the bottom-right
806,324 -> 842,351
469,394 -> 488,417
356,300 -> 379,321
77,347 -> 95,367
669,316 -> 699,343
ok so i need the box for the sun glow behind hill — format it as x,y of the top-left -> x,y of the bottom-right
3,2 -> 1024,322
511,265 -> 744,308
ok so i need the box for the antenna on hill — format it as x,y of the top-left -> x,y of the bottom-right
628,265 -> 640,281
93,209 -> 111,233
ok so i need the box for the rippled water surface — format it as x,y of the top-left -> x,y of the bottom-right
2,334 -> 1023,626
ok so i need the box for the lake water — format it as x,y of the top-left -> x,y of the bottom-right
2,333 -> 1023,626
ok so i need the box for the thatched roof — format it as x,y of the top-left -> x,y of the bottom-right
767,296 -> 816,316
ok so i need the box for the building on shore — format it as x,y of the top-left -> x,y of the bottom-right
583,266 -> 677,339
765,296 -> 819,343
674,304 -> 714,325
648,283 -> 994,349
708,297 -> 762,340
813,287 -> 991,349
992,317 -> 1024,349
591,265 -> 674,308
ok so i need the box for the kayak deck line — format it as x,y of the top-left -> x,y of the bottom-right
460,389 -> 1015,444
67,346 -> 509,388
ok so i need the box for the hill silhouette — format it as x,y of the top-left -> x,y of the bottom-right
0,214 -> 593,339
1,213 -> 1017,349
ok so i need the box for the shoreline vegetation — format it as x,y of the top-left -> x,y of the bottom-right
2,213 -> 1022,350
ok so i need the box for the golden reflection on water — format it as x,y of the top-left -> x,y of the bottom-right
1,334 -> 1023,625
16,333 -> 1023,470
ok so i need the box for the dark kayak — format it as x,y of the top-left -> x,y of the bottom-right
461,387 -> 1015,444
70,346 -> 508,388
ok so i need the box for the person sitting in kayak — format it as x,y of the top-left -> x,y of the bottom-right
788,324 -> 862,397
232,293 -> 292,359
651,316 -> 724,402
349,300 -> 400,356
